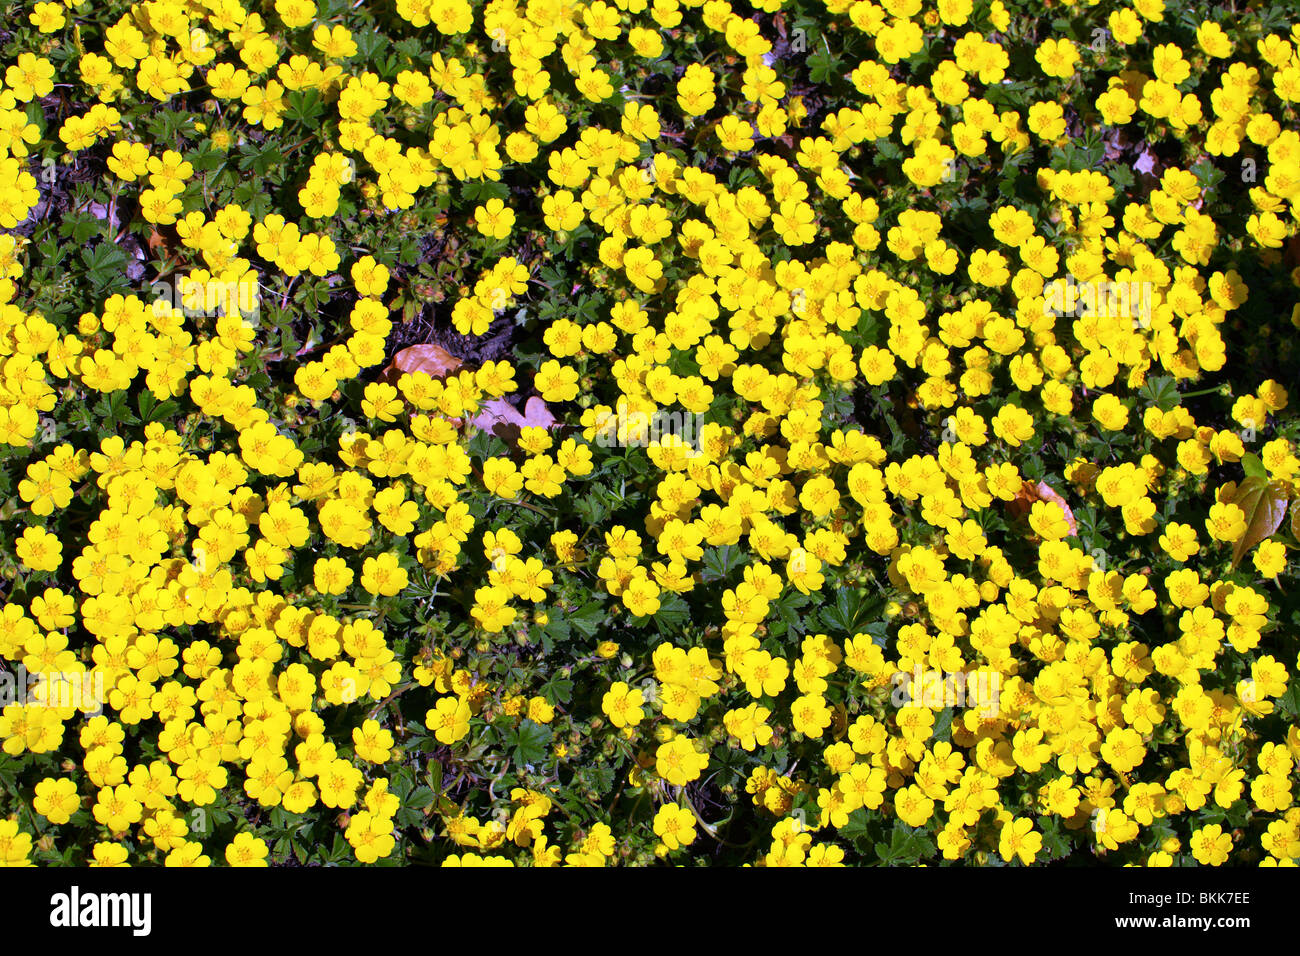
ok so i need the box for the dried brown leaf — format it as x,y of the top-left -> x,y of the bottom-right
1007,480 -> 1078,536
383,344 -> 463,383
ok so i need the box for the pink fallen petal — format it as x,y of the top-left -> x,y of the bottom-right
1134,148 -> 1158,177
469,396 -> 557,442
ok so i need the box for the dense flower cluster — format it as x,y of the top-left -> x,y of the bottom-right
0,0 -> 1298,867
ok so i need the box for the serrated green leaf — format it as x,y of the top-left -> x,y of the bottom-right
1139,375 -> 1179,411
509,719 -> 552,768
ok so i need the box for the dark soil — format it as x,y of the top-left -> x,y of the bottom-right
382,303 -> 518,368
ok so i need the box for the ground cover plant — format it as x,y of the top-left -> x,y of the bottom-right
0,0 -> 1299,867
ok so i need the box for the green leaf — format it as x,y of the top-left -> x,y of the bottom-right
574,493 -> 608,525
701,545 -> 743,583
585,764 -> 616,796
540,676 -> 573,706
285,90 -> 324,124
352,30 -> 387,62
393,37 -> 425,60
1275,677 -> 1300,720
1228,477 -> 1288,568
819,588 -> 880,636
807,50 -> 842,85
932,707 -> 954,743
137,392 -> 178,425
1138,375 -> 1179,411
772,590 -> 812,636
837,807 -> 873,847
241,145 -> 283,178
93,391 -> 139,429
187,144 -> 224,173
1191,159 -> 1225,192
1038,818 -> 1071,860
872,822 -> 935,864
652,593 -> 689,634
540,615 -> 570,651
1107,163 -> 1135,191
59,212 -> 101,245
874,138 -> 902,161
80,242 -> 129,292
1240,453 -> 1268,482
508,719 -> 552,768
425,760 -> 443,799
461,181 -> 511,204
567,601 -> 604,639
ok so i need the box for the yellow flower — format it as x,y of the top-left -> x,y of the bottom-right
29,2 -> 66,34
998,817 -> 1042,864
655,736 -> 709,786
15,525 -> 62,572
275,0 -> 318,29
360,553 -> 409,597
473,198 -> 516,240
226,832 -> 270,866
1035,38 -> 1079,79
1253,539 -> 1288,577
1190,824 -> 1233,865
653,804 -> 697,851
426,697 -> 472,745
1092,394 -> 1130,432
